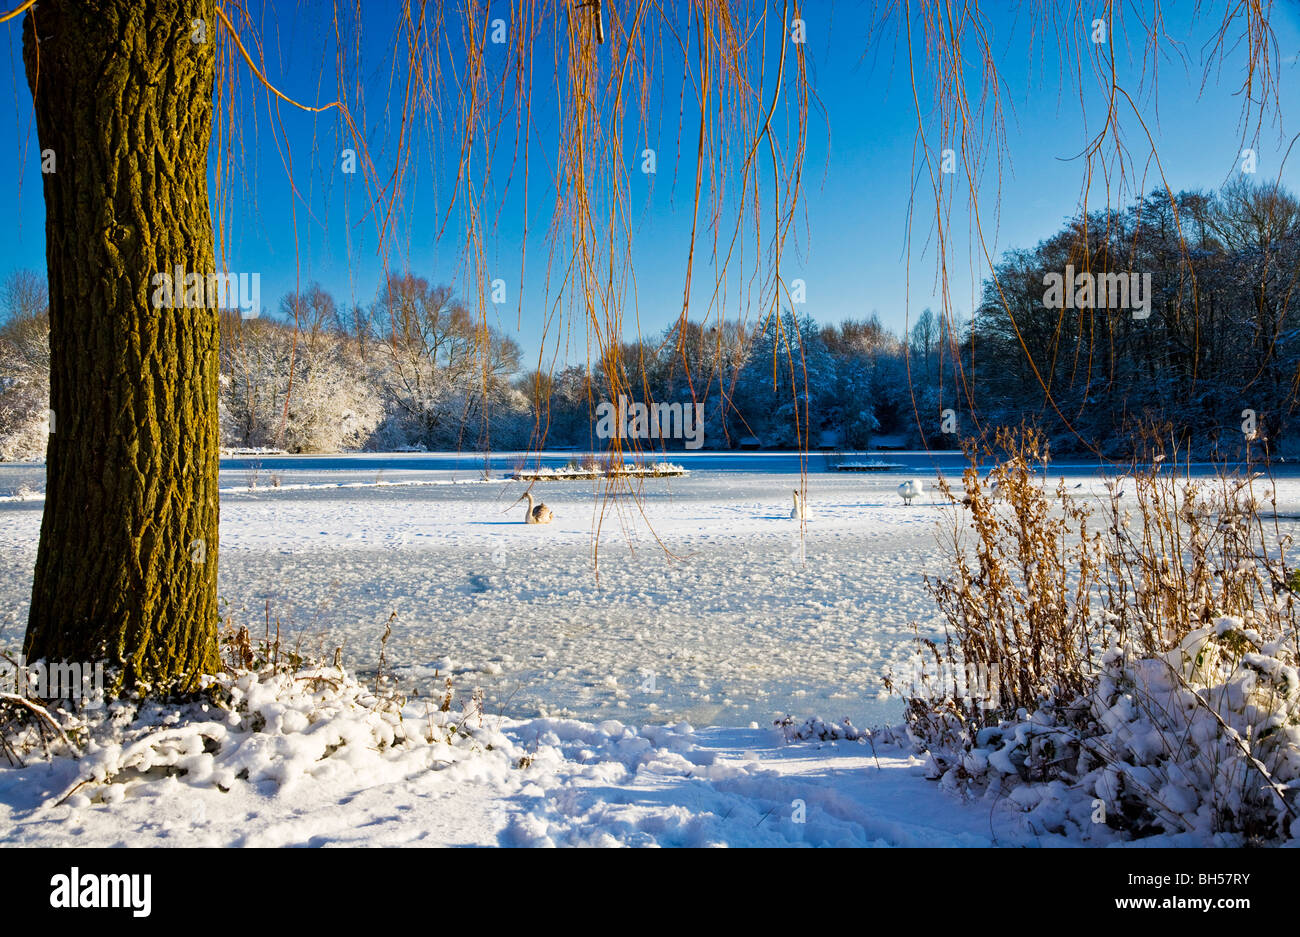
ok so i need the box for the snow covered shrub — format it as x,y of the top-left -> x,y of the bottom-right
0,376 -> 49,461
0,626 -> 491,808
1084,623 -> 1300,840
774,714 -> 873,743
0,281 -> 50,462
905,624 -> 1300,843
905,428 -> 1300,842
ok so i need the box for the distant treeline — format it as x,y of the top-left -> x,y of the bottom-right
542,178 -> 1300,457
965,179 -> 1300,458
1,180 -> 1297,459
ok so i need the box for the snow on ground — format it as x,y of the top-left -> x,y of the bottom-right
0,706 -> 1013,847
3,452 -> 1299,846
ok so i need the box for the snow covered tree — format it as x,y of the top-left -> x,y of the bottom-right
733,311 -> 837,448
219,313 -> 382,453
370,276 -> 477,448
0,270 -> 51,461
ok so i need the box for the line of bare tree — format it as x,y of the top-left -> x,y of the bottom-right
4,179 -> 1299,461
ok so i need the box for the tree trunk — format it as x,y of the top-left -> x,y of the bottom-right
22,0 -> 220,693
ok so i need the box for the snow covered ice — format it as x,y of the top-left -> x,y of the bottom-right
5,451 -> 1300,846
1,452 -> 959,730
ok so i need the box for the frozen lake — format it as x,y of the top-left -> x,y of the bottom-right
2,450 -> 1297,729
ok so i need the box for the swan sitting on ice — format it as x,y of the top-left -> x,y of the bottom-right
515,491 -> 554,524
790,490 -> 808,520
898,479 -> 924,506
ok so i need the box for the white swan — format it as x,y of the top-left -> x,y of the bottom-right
898,479 -> 924,505
790,489 -> 808,520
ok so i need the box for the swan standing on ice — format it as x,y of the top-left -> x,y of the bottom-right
898,479 -> 924,506
515,491 -> 554,524
791,490 -> 808,520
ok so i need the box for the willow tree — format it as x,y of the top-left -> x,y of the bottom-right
20,0 -> 221,691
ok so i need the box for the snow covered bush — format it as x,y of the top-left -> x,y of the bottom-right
774,714 -> 874,743
280,344 -> 384,452
0,627 -> 492,808
0,376 -> 49,462
0,273 -> 50,462
908,623 -> 1300,844
903,427 -> 1300,843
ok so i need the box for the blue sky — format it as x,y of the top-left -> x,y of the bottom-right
3,2 -> 1300,367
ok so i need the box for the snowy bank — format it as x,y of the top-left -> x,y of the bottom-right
0,656 -> 1032,847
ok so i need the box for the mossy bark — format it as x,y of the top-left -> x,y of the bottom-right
22,1 -> 221,693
